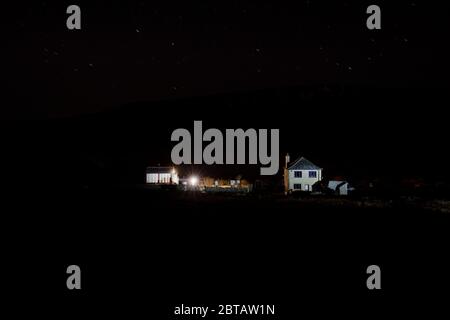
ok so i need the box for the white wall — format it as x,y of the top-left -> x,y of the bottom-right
159,173 -> 171,183
146,172 -> 179,184
171,172 -> 179,185
146,173 -> 158,184
146,173 -> 171,184
339,183 -> 348,195
288,169 -> 322,191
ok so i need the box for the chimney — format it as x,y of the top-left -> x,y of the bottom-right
285,153 -> 290,168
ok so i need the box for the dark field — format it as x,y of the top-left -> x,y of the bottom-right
5,186 -> 450,317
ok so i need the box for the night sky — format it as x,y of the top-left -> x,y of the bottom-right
3,1 -> 449,118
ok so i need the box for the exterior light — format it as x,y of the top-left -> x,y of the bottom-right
189,176 -> 198,186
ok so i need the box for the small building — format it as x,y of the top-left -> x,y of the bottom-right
284,155 -> 323,193
146,166 -> 179,185
328,180 -> 351,196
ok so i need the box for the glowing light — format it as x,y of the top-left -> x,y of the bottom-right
189,176 -> 199,186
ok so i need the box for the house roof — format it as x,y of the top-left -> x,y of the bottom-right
146,166 -> 174,174
287,157 -> 321,170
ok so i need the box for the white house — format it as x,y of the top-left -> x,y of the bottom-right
284,155 -> 322,193
146,166 -> 179,185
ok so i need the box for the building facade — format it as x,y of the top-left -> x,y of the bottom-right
284,155 -> 322,193
146,166 -> 179,185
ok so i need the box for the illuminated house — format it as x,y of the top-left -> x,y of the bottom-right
146,166 -> 179,185
284,155 -> 322,193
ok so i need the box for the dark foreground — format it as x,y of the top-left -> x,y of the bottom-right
4,186 -> 450,318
